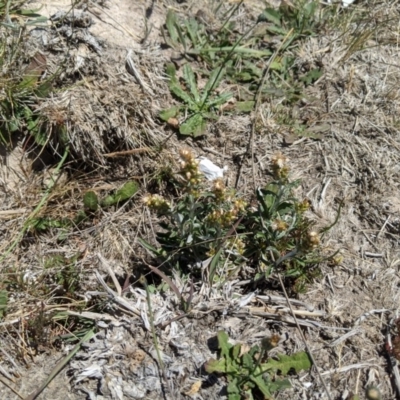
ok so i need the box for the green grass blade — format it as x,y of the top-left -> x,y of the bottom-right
201,66 -> 226,103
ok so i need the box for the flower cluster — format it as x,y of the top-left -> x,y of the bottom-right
296,198 -> 310,213
178,149 -> 202,186
271,218 -> 289,232
142,194 -> 170,213
207,198 -> 246,227
306,231 -> 320,248
271,152 -> 290,180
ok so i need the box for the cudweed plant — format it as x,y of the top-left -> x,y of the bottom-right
141,149 -> 246,275
243,154 -> 322,290
142,150 -> 330,291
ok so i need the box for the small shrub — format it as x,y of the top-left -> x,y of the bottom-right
141,151 -> 330,290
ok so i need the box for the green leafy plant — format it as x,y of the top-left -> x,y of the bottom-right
141,151 -> 331,291
160,63 -> 232,137
161,2 -> 330,137
44,253 -> 81,296
83,180 -> 140,210
163,8 -> 272,70
140,149 -> 246,277
29,181 -> 139,234
204,330 -> 312,400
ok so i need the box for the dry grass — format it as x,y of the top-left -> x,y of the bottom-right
2,0 -> 400,399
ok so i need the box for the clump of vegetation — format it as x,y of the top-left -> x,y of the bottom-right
160,0 -> 335,136
204,330 -> 312,400
141,150 -> 327,291
28,180 -> 139,234
0,1 -> 55,146
160,63 -> 233,137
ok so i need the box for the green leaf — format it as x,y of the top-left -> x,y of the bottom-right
227,378 -> 241,400
265,24 -> 288,36
300,68 -> 323,85
258,8 -> 282,26
236,101 -> 255,113
0,290 -> 8,319
176,22 -> 187,51
242,352 -> 255,370
159,106 -> 179,121
204,357 -> 228,374
185,18 -> 200,47
166,63 -> 196,105
206,92 -> 232,108
266,378 -> 292,393
217,330 -> 232,359
35,80 -> 53,98
183,64 -> 200,103
137,238 -> 163,257
202,47 -> 272,57
261,351 -> 312,375
166,10 -> 179,44
83,191 -> 98,211
101,181 -> 139,207
179,113 -> 207,137
249,374 -> 274,398
202,66 -> 226,103
209,247 -> 223,284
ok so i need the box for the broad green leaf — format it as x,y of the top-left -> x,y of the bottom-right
249,374 -> 274,399
236,101 -> 255,113
25,16 -> 48,26
232,344 -> 241,360
209,247 -> 222,284
227,378 -> 241,400
257,8 -> 282,26
206,92 -> 232,108
35,80 -> 53,98
304,2 -> 318,19
269,60 -> 284,71
265,24 -> 288,36
166,64 -> 196,105
0,290 -> 8,318
176,21 -> 187,51
101,181 -> 139,207
185,18 -> 200,47
266,378 -> 292,393
204,357 -> 227,374
166,10 -> 179,44
31,125 -> 48,146
260,351 -> 312,375
201,47 -> 272,58
83,191 -> 98,211
179,113 -> 206,137
300,68 -> 323,85
242,352 -> 255,370
159,106 -> 179,121
116,180 -> 139,200
217,330 -> 232,359
183,64 -> 200,103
